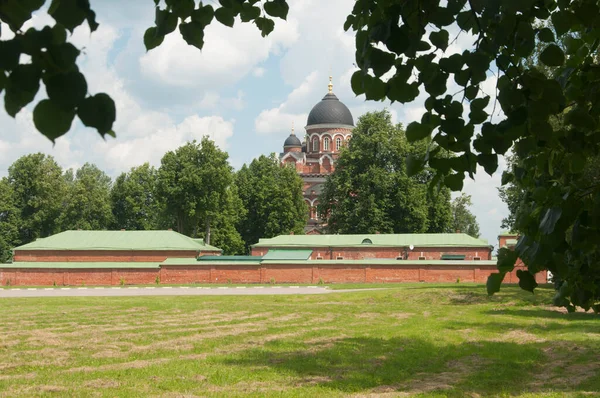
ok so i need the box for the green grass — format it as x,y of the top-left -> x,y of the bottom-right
0,285 -> 598,397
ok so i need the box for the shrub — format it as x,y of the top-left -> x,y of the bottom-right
155,275 -> 160,285
269,278 -> 276,285
119,277 -> 125,286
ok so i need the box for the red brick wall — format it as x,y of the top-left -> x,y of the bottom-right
0,262 -> 547,286
263,265 -> 313,283
251,246 -> 492,260
0,268 -> 158,286
12,249 -> 219,262
160,265 -> 211,284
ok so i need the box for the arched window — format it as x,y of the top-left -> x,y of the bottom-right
312,138 -> 319,152
361,238 -> 373,245
323,137 -> 330,151
336,137 -> 342,151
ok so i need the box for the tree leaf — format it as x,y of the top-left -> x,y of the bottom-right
33,99 -> 76,142
406,122 -> 431,142
255,17 -> 275,37
215,7 -> 235,27
0,71 -> 6,94
429,29 -> 449,51
0,0 -> 45,31
46,43 -> 80,72
263,0 -> 289,19
497,247 -> 518,273
44,71 -> 88,111
487,273 -> 504,295
144,27 -> 164,51
0,39 -> 22,70
540,44 -> 565,67
539,207 -> 562,235
172,0 -> 195,19
370,47 -> 395,77
191,5 -> 214,27
155,8 -> 178,35
444,173 -> 464,191
179,22 -> 205,50
4,64 -> 42,117
551,10 -> 575,36
516,269 -> 538,293
76,93 -> 116,136
363,75 -> 386,101
477,153 -> 498,175
406,154 -> 424,176
351,71 -> 366,95
538,27 -> 555,43
48,0 -> 87,33
465,85 -> 478,100
240,4 -> 260,22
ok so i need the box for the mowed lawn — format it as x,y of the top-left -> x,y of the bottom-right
0,285 -> 598,397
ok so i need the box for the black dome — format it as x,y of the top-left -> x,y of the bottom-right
307,93 -> 354,127
284,134 -> 301,147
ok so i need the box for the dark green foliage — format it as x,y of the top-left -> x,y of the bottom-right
345,0 -> 600,311
0,178 -> 20,263
235,154 -> 306,252
156,138 -> 241,250
7,154 -> 66,244
319,110 -> 452,235
60,163 -> 114,230
450,193 -> 480,238
111,164 -> 161,231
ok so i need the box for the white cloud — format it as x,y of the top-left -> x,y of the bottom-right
97,115 -> 235,172
254,71 -> 320,134
253,67 -> 266,77
139,18 -> 299,90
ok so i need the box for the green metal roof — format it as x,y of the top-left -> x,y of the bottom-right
498,231 -> 518,237
162,258 -> 202,265
262,249 -> 313,261
506,239 -> 518,246
197,256 -> 263,262
13,230 -> 222,252
2,262 -> 160,269
253,233 -> 490,248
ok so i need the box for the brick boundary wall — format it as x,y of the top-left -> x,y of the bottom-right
0,263 -> 547,286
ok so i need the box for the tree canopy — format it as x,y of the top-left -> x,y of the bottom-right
319,110 -> 453,234
111,163 -> 161,231
450,193 -> 480,238
156,138 -> 234,243
61,163 -> 114,230
235,154 -> 306,252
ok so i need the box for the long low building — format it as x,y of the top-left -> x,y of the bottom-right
0,231 -> 546,286
251,233 -> 493,261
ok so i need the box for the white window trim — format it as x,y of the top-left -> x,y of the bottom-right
336,137 -> 342,151
312,139 -> 318,152
323,137 -> 330,151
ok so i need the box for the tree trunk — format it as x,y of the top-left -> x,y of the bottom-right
205,216 -> 211,245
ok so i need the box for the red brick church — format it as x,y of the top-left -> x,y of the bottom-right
279,77 -> 354,234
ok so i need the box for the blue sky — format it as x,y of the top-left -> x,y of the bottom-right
0,0 -> 509,249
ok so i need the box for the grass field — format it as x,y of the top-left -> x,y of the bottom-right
0,284 -> 598,397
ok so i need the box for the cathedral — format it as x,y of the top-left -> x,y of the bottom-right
279,77 -> 354,234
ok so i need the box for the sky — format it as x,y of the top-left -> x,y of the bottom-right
0,0 -> 509,250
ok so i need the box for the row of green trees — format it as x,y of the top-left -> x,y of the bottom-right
0,138 -> 307,261
0,111 -> 480,263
